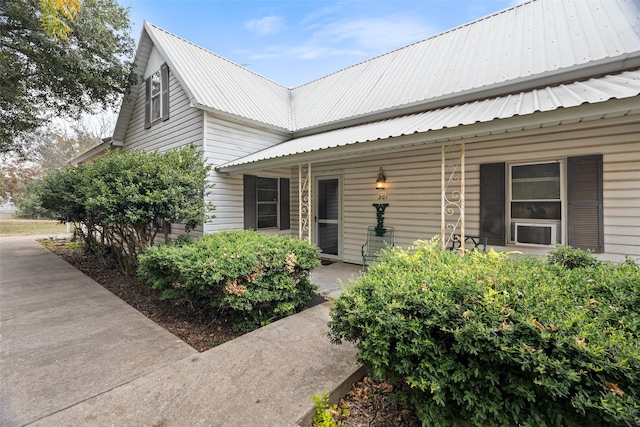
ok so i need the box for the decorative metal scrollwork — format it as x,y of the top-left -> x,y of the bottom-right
441,143 -> 465,251
299,163 -> 312,242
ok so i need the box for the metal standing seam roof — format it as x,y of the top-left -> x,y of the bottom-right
289,0 -> 640,131
145,23 -> 292,131
139,0 -> 640,135
217,69 -> 640,171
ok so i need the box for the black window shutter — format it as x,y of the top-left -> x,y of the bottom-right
161,63 -> 170,121
144,76 -> 151,129
243,175 -> 257,230
480,163 -> 506,246
279,178 -> 290,230
567,155 -> 603,252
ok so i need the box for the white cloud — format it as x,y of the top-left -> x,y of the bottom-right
246,13 -> 434,63
312,16 -> 433,52
244,15 -> 286,35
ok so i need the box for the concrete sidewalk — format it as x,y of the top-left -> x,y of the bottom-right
0,237 -> 362,427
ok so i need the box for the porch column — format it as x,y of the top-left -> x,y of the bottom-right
298,162 -> 312,242
441,142 -> 465,250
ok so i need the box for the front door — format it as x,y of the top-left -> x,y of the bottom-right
315,177 -> 341,258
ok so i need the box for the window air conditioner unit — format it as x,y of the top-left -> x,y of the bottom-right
514,222 -> 556,247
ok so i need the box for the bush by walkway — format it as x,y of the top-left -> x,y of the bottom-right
329,240 -> 640,426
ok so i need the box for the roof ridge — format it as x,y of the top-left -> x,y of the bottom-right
145,21 -> 291,91
291,0 -> 535,89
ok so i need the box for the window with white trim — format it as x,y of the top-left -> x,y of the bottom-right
243,175 -> 290,231
144,63 -> 169,129
508,161 -> 563,246
150,70 -> 162,122
257,177 -> 278,229
480,155 -> 603,252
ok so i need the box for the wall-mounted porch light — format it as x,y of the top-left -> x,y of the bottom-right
375,167 -> 386,190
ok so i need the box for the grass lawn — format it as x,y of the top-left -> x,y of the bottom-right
0,219 -> 69,237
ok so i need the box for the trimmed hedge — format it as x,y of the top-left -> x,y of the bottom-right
328,239 -> 640,426
37,145 -> 211,275
137,230 -> 321,331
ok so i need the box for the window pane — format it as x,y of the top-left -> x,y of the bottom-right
151,96 -> 161,120
257,188 -> 277,202
512,163 -> 559,180
511,202 -> 561,220
512,180 -> 560,200
257,203 -> 277,228
151,72 -> 161,95
257,177 -> 278,201
256,178 -> 279,229
512,163 -> 560,200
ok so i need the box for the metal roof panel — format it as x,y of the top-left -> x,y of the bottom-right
290,0 -> 640,131
220,69 -> 640,170
135,0 -> 640,135
145,23 -> 292,131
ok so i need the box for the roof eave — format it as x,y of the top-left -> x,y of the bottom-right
218,95 -> 640,174
68,139 -> 123,166
193,102 -> 293,136
112,23 -> 154,144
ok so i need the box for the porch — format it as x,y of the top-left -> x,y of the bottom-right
311,261 -> 362,299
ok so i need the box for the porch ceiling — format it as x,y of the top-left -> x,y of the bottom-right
217,69 -> 640,174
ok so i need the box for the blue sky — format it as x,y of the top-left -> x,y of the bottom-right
118,0 -> 518,87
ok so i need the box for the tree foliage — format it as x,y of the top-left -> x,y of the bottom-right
39,0 -> 82,40
30,122 -> 105,173
38,145 -> 214,275
15,179 -> 55,219
5,118 -> 107,214
0,156 -> 42,205
0,0 -> 136,155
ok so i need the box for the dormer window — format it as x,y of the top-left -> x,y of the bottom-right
151,71 -> 162,121
145,62 -> 169,129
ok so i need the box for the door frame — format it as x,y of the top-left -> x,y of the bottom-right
313,175 -> 343,260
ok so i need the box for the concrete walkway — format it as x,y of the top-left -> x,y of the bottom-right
0,237 -> 363,427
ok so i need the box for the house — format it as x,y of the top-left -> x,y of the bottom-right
82,0 -> 640,264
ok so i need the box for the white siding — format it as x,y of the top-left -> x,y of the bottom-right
202,114 -> 289,233
289,114 -> 640,264
123,64 -> 203,153
121,50 -> 205,238
145,46 -> 165,79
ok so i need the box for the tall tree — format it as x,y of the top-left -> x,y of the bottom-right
0,0 -> 136,156
0,156 -> 41,206
31,113 -> 114,173
39,0 -> 82,40
3,112 -> 113,211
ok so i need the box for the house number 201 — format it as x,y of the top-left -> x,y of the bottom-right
378,194 -> 388,200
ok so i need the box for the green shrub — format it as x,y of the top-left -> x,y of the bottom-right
137,230 -> 321,331
548,244 -> 600,270
328,238 -> 640,426
37,145 -> 212,275
311,390 -> 348,427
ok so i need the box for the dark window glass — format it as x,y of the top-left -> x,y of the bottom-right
512,180 -> 560,200
511,201 -> 561,220
257,177 -> 278,228
151,71 -> 161,121
512,163 -> 560,200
